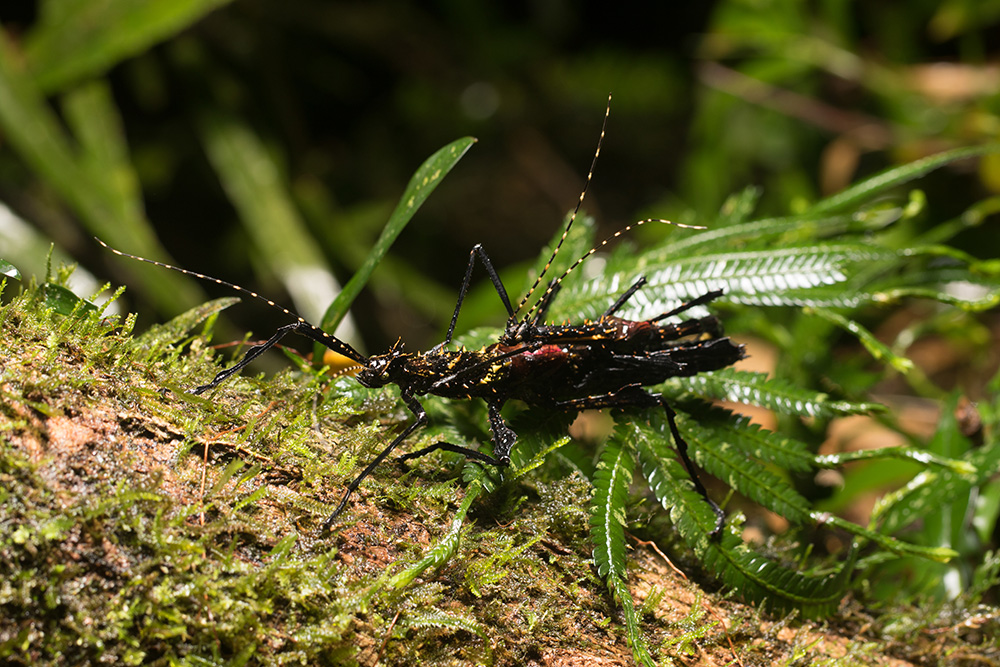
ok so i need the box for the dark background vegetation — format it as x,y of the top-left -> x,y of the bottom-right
3,0 -> 999,355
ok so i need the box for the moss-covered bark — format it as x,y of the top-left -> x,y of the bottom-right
1,280 -> 997,666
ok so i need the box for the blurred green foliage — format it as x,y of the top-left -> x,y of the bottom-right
3,1 -> 999,348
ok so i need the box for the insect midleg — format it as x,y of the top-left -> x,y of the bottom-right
434,244 -> 516,352
323,392 -> 429,529
550,386 -> 725,535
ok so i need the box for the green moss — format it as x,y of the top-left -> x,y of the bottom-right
2,277 -> 998,666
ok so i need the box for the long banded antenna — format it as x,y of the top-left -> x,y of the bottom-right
521,217 -> 706,324
513,93 -> 612,317
96,237 -> 368,366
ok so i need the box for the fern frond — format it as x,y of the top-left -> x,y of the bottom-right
678,401 -> 814,472
671,411 -> 812,523
809,308 -> 915,374
813,512 -> 956,562
589,434 -> 633,582
673,368 -> 884,418
589,429 -> 656,667
609,569 -> 656,667
629,420 -> 854,616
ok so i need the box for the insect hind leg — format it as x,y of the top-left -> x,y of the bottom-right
650,289 -> 725,323
398,442 -> 505,467
603,276 -> 648,318
551,387 -> 725,536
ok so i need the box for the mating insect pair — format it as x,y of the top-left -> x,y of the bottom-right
99,99 -> 745,534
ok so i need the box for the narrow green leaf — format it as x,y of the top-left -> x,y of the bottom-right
318,136 -> 476,343
134,297 -> 240,348
809,145 -> 1000,215
62,80 -> 143,226
208,458 -> 246,498
383,473 -> 483,593
660,210 -> 897,259
808,308 -> 914,373
23,0 -> 236,93
0,32 -> 201,313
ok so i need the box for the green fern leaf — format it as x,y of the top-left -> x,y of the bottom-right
673,368 -> 884,418
679,402 -> 814,473
628,419 -> 855,616
672,411 -> 812,523
589,429 -> 656,667
589,434 -> 633,581
557,243 -> 897,320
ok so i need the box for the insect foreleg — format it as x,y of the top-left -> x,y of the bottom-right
192,320 -> 366,394
435,244 -> 516,351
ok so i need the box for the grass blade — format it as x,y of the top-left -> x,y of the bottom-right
317,136 -> 476,352
199,112 -> 342,325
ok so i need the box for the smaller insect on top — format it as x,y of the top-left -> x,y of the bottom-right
502,97 -> 705,342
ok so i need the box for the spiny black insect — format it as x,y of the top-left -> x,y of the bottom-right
98,95 -> 745,534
